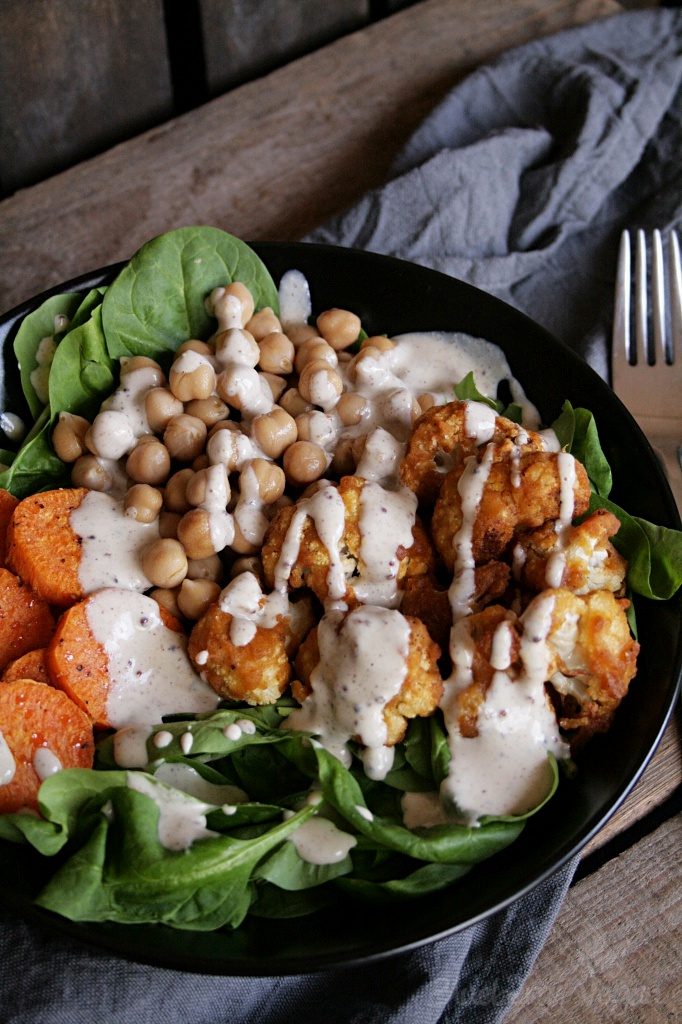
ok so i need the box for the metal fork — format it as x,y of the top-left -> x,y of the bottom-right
612,228 -> 682,512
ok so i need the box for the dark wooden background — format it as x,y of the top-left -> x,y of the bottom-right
0,0 -> 421,198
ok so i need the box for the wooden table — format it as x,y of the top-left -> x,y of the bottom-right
0,0 -> 679,1018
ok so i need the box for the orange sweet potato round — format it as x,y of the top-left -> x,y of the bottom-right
2,648 -> 51,685
0,568 -> 54,672
0,489 -> 19,568
6,488 -> 86,607
0,679 -> 94,813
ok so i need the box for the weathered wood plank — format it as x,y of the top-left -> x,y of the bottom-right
200,0 -> 370,94
506,815 -> 682,1023
0,0 -> 619,312
0,0 -> 172,196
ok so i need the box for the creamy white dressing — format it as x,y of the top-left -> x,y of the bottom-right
85,589 -> 219,728
94,365 -> 158,452
71,490 -> 159,593
287,816 -> 357,865
355,427 -> 405,485
112,725 -> 152,768
233,463 -> 269,548
278,269 -> 312,327
32,746 -> 62,780
0,731 -> 16,786
355,480 -> 417,607
285,606 -> 411,780
441,592 -> 568,824
153,762 -> 247,806
274,481 -> 348,601
546,452 -> 578,588
218,571 -> 289,647
127,772 -> 218,851
0,411 -> 25,443
448,445 -> 495,621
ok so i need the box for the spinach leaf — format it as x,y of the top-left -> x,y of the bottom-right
13,293 -> 82,418
551,401 -> 612,497
0,411 -> 68,498
454,371 -> 499,410
250,881 -> 337,918
336,861 -> 470,901
101,227 -> 280,359
255,835 -> 353,890
589,493 -> 682,600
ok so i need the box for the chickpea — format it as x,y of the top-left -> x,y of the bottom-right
279,388 -> 312,418
230,555 -> 263,582
417,392 -> 437,414
282,441 -> 328,485
71,454 -> 112,492
207,418 -> 241,441
141,538 -> 188,589
347,345 -> 383,384
177,578 -> 222,621
159,510 -> 181,539
316,308 -> 361,351
145,387 -> 184,433
295,411 -> 335,448
52,412 -> 90,463
261,372 -> 288,402
164,414 -> 207,462
184,395 -> 228,427
258,331 -> 295,375
250,406 -> 297,459
175,339 -> 214,359
125,438 -> 171,485
223,282 -> 255,326
164,468 -> 194,513
205,423 -> 246,472
331,436 -> 356,476
336,391 -> 370,427
230,520 -> 259,556
294,338 -> 337,375
192,453 -> 210,471
286,322 -> 318,348
120,356 -> 165,386
214,328 -> 259,368
246,307 -> 282,341
150,587 -> 181,620
169,354 -> 216,403
244,459 -> 286,504
216,364 -> 271,415
186,554 -> 223,582
177,508 -> 217,559
298,361 -> 343,410
186,465 -> 230,508
125,483 -> 163,523
361,335 -> 395,352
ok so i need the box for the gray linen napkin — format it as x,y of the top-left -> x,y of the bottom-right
2,8 -> 681,1023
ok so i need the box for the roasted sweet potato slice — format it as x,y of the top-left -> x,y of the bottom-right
48,596 -> 184,729
2,648 -> 51,685
0,489 -> 19,568
0,568 -> 54,672
0,679 -> 94,813
6,488 -> 86,607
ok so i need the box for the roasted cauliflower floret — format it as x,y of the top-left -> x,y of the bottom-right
546,588 -> 639,741
293,611 -> 442,746
514,509 -> 627,596
400,399 -> 547,505
261,475 -> 434,605
448,605 -> 521,737
432,451 -> 590,568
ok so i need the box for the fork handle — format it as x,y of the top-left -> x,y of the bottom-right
650,438 -> 682,517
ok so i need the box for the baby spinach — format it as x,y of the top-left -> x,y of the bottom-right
13,293 -> 82,419
101,227 -> 280,359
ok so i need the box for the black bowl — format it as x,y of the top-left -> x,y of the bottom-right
0,242 -> 680,974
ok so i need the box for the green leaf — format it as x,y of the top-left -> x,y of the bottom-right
101,227 -> 280,359
454,371 -> 499,411
550,401 -> 612,497
589,493 -> 682,599
0,411 -> 68,498
336,861 -> 470,902
255,833 -> 353,890
13,293 -> 82,418
48,305 -> 114,419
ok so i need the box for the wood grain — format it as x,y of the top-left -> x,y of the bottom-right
506,815 -> 682,1023
0,0 -> 172,196
0,0 -> 619,312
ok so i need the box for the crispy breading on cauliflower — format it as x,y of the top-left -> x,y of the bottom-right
400,400 -> 547,505
432,451 -> 590,568
261,475 -> 434,605
514,508 -> 628,596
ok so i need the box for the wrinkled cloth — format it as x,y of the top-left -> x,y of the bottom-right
3,9 -> 681,1024
309,7 -> 682,382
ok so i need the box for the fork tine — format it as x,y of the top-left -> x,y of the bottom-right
670,229 -> 681,363
651,228 -> 666,365
613,229 -> 631,363
635,228 -> 648,365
